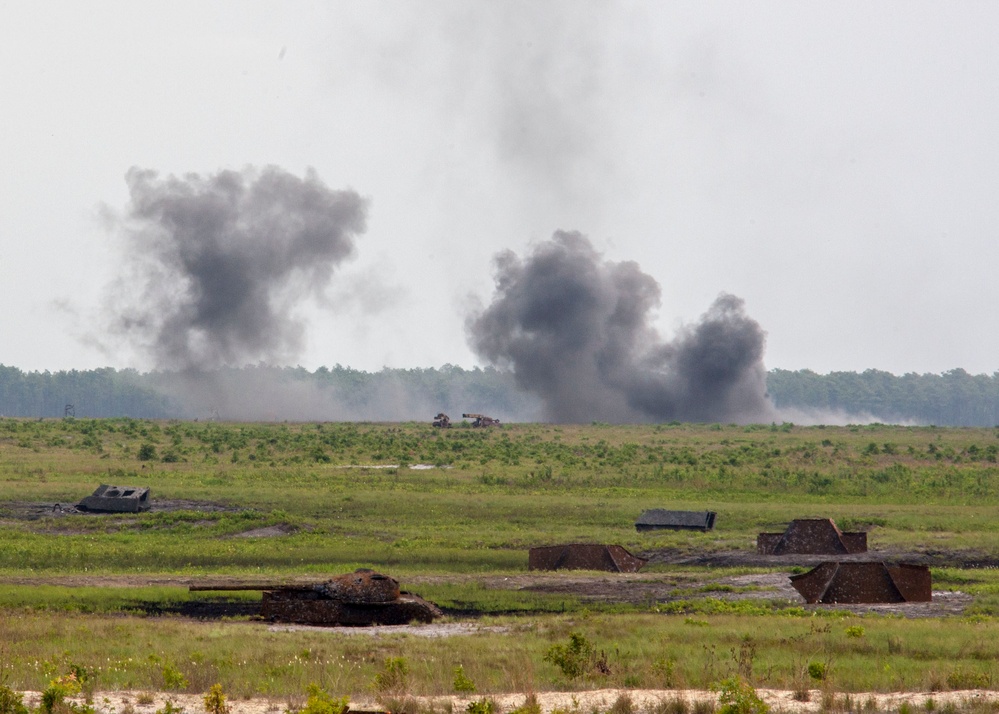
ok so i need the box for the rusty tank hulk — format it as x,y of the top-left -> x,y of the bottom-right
190,569 -> 442,626
432,412 -> 452,428
463,413 -> 500,427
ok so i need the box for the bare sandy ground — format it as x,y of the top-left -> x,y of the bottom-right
18,687 -> 999,714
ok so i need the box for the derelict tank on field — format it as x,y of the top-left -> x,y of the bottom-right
190,568 -> 442,626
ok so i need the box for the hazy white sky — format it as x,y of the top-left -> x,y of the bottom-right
2,1 -> 998,376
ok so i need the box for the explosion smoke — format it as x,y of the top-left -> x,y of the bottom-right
466,231 -> 776,423
108,166 -> 367,370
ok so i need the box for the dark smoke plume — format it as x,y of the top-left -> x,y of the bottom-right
466,231 -> 775,423
108,166 -> 367,370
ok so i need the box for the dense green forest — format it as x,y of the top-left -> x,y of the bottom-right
766,368 -> 999,426
1,363 -> 997,425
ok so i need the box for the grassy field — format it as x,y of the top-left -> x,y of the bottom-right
3,418 -> 999,703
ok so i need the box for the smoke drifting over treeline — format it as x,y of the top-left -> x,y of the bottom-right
467,231 -> 776,423
107,166 -> 367,371
98,165 -> 774,423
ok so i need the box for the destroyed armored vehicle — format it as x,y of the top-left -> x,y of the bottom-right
635,509 -> 716,532
432,413 -> 452,428
529,544 -> 648,573
463,413 -> 500,427
77,484 -> 151,513
191,569 -> 442,626
790,561 -> 931,604
757,518 -> 867,555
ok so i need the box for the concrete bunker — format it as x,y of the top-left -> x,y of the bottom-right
635,509 -> 716,532
77,484 -> 151,513
529,544 -> 648,572
757,518 -> 867,555
191,568 -> 442,626
790,562 -> 931,604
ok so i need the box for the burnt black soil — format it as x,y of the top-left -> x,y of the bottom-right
643,546 -> 999,570
0,499 -> 242,520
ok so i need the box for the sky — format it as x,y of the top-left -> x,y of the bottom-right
2,1 -> 998,378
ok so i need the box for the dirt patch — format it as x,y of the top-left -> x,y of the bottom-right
0,499 -> 242,521
643,546 -> 999,570
230,524 -> 297,538
435,570 -> 971,619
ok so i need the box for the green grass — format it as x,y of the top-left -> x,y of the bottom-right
4,418 -> 999,699
3,610 -> 999,696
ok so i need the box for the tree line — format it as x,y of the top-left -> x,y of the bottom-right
766,368 -> 999,426
1,364 -> 997,426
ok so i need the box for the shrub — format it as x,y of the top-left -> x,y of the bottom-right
609,694 -> 635,714
203,684 -> 230,714
714,677 -> 769,714
653,657 -> 678,687
807,662 -> 826,681
300,684 -> 349,714
453,666 -> 476,693
41,674 -> 83,714
163,664 -> 189,691
543,632 -> 595,680
0,686 -> 29,714
946,669 -> 990,690
374,658 -> 409,693
650,698 -> 689,714
466,700 -> 496,714
137,443 -> 157,461
155,703 -> 185,714
509,694 -> 541,714
845,625 -> 866,638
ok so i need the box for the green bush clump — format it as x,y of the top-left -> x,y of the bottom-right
466,699 -> 496,714
714,677 -> 769,714
0,686 -> 29,714
300,684 -> 348,714
203,684 -> 230,714
374,657 -> 409,693
452,665 -> 476,693
544,632 -> 595,679
807,662 -> 826,681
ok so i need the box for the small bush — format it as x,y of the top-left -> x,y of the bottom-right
714,677 -> 769,714
0,686 -> 29,714
845,625 -> 866,638
609,694 -> 635,714
509,694 -> 541,714
41,674 -> 83,714
946,669 -> 990,690
807,662 -> 826,681
453,666 -> 476,693
300,684 -> 348,714
652,657 -> 678,687
466,700 -> 496,714
163,664 -> 189,691
544,632 -> 596,680
155,701 -> 186,714
137,443 -> 157,461
650,698 -> 689,714
374,658 -> 409,693
203,684 -> 230,714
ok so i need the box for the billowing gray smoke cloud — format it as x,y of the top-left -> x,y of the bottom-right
467,231 -> 776,423
109,166 -> 367,370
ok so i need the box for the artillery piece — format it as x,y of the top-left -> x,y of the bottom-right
190,569 -> 442,626
462,413 -> 501,427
